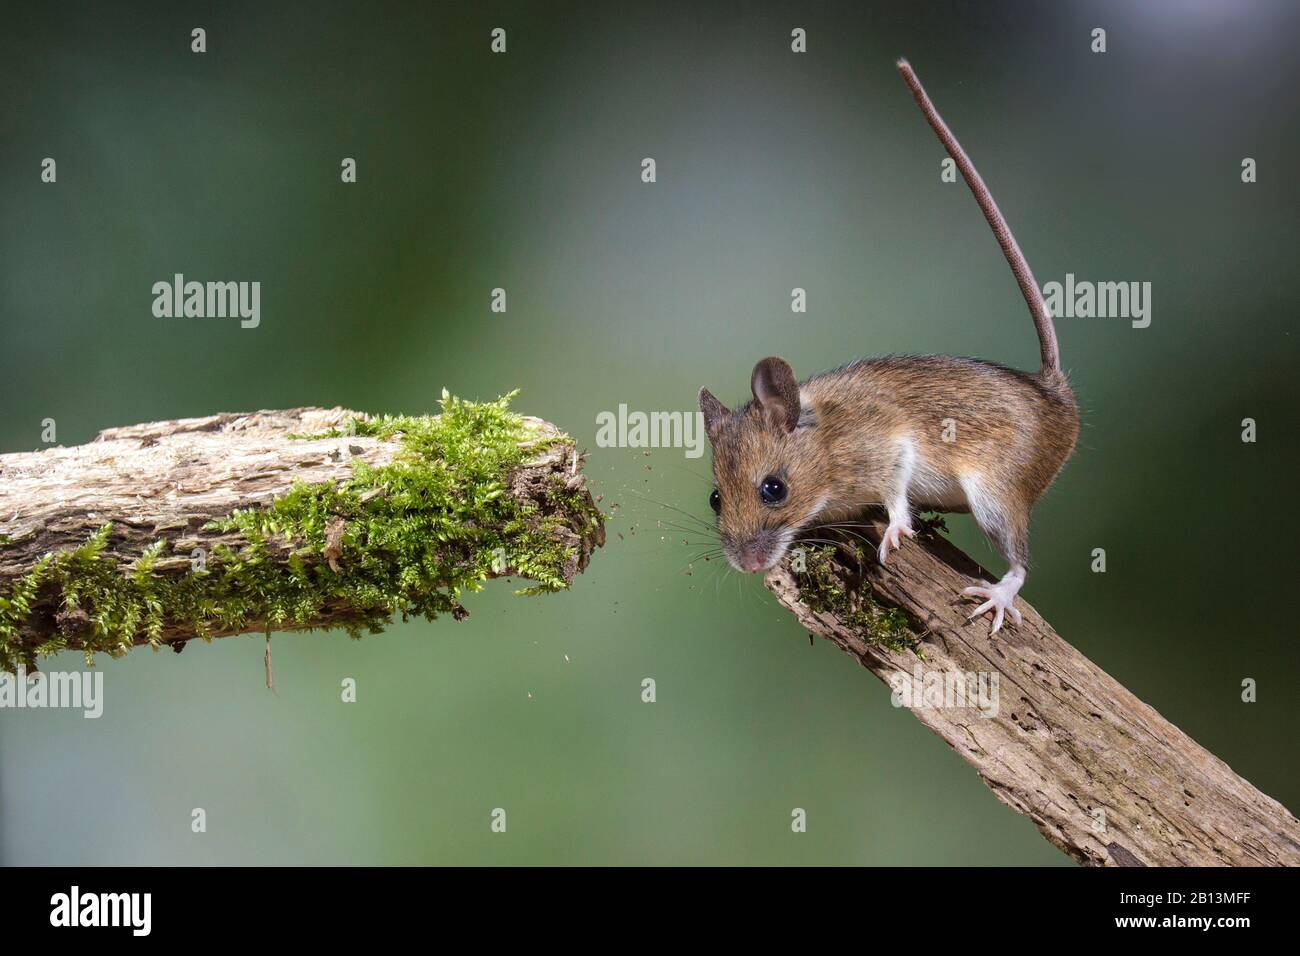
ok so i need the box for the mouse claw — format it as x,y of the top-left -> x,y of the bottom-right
961,584 -> 1023,635
877,521 -> 915,564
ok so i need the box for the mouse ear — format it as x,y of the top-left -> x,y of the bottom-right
699,387 -> 730,440
750,357 -> 801,432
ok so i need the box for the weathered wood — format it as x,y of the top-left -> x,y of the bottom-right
0,407 -> 603,656
764,516 -> 1300,867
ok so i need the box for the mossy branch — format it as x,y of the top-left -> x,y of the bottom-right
764,517 -> 1300,867
0,394 -> 604,671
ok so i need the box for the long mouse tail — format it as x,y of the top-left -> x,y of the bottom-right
896,58 -> 1061,374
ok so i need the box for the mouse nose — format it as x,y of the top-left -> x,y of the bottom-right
735,540 -> 771,573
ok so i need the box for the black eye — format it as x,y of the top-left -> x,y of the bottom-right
709,489 -> 721,514
759,476 -> 787,505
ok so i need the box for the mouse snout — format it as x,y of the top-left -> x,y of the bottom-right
727,530 -> 782,574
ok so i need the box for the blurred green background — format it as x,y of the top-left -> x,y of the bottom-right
2,0 -> 1297,865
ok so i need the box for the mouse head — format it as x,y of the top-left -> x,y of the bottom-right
699,357 -> 831,573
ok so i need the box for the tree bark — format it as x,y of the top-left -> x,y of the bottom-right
764,517 -> 1300,867
0,407 -> 603,657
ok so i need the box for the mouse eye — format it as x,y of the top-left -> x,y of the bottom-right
759,475 -> 787,505
709,489 -> 721,514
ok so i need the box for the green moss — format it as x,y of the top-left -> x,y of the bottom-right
0,391 -> 603,673
795,543 -> 920,654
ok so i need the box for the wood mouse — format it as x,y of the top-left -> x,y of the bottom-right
698,59 -> 1078,634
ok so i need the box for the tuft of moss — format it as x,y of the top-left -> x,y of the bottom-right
794,543 -> 920,654
0,391 -> 603,673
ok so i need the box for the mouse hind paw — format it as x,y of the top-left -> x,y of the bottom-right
960,569 -> 1026,635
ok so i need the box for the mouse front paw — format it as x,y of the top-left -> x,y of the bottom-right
961,582 -> 1023,635
877,520 -> 915,564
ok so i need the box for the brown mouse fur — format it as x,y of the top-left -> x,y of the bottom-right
701,356 -> 1077,568
698,61 -> 1079,634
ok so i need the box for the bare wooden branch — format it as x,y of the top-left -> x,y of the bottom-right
0,407 -> 603,661
764,515 -> 1300,867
